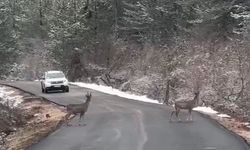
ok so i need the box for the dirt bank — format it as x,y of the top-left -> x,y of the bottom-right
0,85 -> 66,150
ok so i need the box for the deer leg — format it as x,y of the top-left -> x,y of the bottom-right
190,110 -> 193,121
65,113 -> 72,126
176,108 -> 180,121
186,110 -> 189,121
188,109 -> 193,121
169,111 -> 175,122
186,109 -> 190,121
79,112 -> 86,121
79,114 -> 82,122
79,112 -> 85,126
79,115 -> 82,123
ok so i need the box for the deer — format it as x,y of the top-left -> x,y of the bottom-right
65,92 -> 92,126
169,91 -> 199,122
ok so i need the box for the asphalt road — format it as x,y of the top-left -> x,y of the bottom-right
1,81 -> 249,150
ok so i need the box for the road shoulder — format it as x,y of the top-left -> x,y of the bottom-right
197,112 -> 250,148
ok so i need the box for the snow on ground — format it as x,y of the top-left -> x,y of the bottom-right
193,106 -> 231,118
72,82 -> 232,118
193,106 -> 218,114
70,82 -> 162,104
217,114 -> 231,118
0,86 -> 23,108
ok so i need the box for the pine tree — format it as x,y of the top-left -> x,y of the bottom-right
120,0 -> 153,42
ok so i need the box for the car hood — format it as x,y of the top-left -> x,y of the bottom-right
45,78 -> 67,82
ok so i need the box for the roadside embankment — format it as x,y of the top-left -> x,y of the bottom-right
0,85 -> 66,150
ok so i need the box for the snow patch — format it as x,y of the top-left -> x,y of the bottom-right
217,114 -> 231,118
0,86 -> 23,108
193,106 -> 218,114
193,106 -> 231,118
244,122 -> 250,126
70,82 -> 161,104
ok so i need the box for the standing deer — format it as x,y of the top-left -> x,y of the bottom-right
169,91 -> 199,122
65,92 -> 92,125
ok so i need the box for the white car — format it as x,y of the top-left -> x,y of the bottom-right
41,71 -> 69,93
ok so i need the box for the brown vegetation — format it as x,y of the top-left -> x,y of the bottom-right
0,86 -> 66,150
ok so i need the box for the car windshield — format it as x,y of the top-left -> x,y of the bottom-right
46,72 -> 65,79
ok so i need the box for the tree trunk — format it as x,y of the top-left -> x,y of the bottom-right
10,0 -> 16,28
114,0 -> 118,38
164,80 -> 170,105
39,0 -> 43,26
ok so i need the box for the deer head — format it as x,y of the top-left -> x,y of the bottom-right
194,91 -> 199,96
193,91 -> 200,105
85,92 -> 92,102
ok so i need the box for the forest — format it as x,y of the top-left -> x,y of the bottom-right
1,0 -> 250,121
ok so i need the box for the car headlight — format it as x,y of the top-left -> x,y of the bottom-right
63,80 -> 68,83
